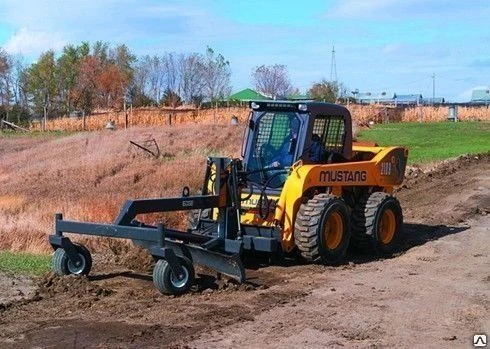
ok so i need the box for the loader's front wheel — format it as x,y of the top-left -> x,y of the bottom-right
294,194 -> 351,265
52,244 -> 92,276
153,257 -> 195,295
351,192 -> 403,256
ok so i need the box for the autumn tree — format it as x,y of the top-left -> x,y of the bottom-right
68,42 -> 136,112
92,41 -> 109,66
178,52 -> 205,105
97,62 -> 126,108
132,50 -> 212,107
0,53 -> 29,124
252,64 -> 292,99
0,49 -> 13,121
57,42 -> 89,114
202,47 -> 231,102
110,44 -> 136,109
308,80 -> 339,103
111,44 -> 135,83
146,55 -> 166,104
73,55 -> 101,114
11,42 -> 234,122
26,50 -> 58,129
131,55 -> 155,107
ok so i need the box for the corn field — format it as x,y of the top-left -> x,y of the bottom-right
32,105 -> 490,132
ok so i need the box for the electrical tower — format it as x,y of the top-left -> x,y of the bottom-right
330,46 -> 337,83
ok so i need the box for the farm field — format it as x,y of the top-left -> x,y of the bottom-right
357,121 -> 490,164
0,121 -> 489,348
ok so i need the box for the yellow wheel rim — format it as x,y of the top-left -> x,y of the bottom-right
324,211 -> 343,250
379,209 -> 396,244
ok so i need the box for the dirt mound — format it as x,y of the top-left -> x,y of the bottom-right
117,246 -> 155,273
397,152 -> 489,226
39,272 -> 113,299
401,152 -> 489,190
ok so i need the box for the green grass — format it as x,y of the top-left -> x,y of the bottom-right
357,121 -> 490,164
0,251 -> 51,276
0,130 -> 76,138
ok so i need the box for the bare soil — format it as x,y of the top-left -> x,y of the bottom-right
0,154 -> 489,348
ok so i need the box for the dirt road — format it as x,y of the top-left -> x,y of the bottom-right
0,155 -> 488,348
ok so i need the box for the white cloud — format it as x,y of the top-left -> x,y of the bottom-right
328,0 -> 490,20
4,28 -> 66,55
382,43 -> 404,54
329,0 -> 403,18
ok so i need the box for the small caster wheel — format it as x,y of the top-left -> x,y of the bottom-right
152,257 -> 195,295
52,243 -> 92,276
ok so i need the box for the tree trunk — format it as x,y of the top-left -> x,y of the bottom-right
43,92 -> 48,132
124,98 -> 128,129
43,104 -> 47,132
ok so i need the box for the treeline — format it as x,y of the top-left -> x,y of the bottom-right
0,43 -> 231,126
0,41 -> 349,127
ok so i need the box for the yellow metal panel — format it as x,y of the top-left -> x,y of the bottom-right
273,145 -> 408,252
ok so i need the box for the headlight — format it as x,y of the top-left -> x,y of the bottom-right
298,103 -> 308,111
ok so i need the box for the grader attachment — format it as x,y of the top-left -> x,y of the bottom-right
49,157 -> 247,295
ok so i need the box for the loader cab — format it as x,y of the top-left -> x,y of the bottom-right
242,101 -> 353,188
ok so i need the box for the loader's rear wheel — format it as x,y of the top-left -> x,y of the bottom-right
294,194 -> 351,265
52,244 -> 92,276
351,192 -> 403,256
153,257 -> 195,295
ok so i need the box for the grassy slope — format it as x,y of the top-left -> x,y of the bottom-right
0,125 -> 243,253
0,250 -> 51,276
357,121 -> 490,164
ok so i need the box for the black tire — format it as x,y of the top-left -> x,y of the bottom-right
351,192 -> 403,256
350,192 -> 372,251
52,243 -> 92,276
294,194 -> 351,265
153,256 -> 195,295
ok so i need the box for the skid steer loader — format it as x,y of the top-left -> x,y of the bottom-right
48,101 -> 408,295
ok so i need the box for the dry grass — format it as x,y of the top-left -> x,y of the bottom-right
32,105 -> 490,132
400,106 -> 490,122
348,105 -> 490,123
33,107 -> 250,131
0,195 -> 26,213
0,124 -> 243,253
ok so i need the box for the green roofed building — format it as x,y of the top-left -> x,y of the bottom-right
229,88 -> 271,101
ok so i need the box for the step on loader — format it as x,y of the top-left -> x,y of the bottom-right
49,101 -> 408,295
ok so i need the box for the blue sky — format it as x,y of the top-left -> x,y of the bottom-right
0,0 -> 489,101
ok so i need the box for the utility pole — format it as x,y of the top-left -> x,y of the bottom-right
330,46 -> 337,83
